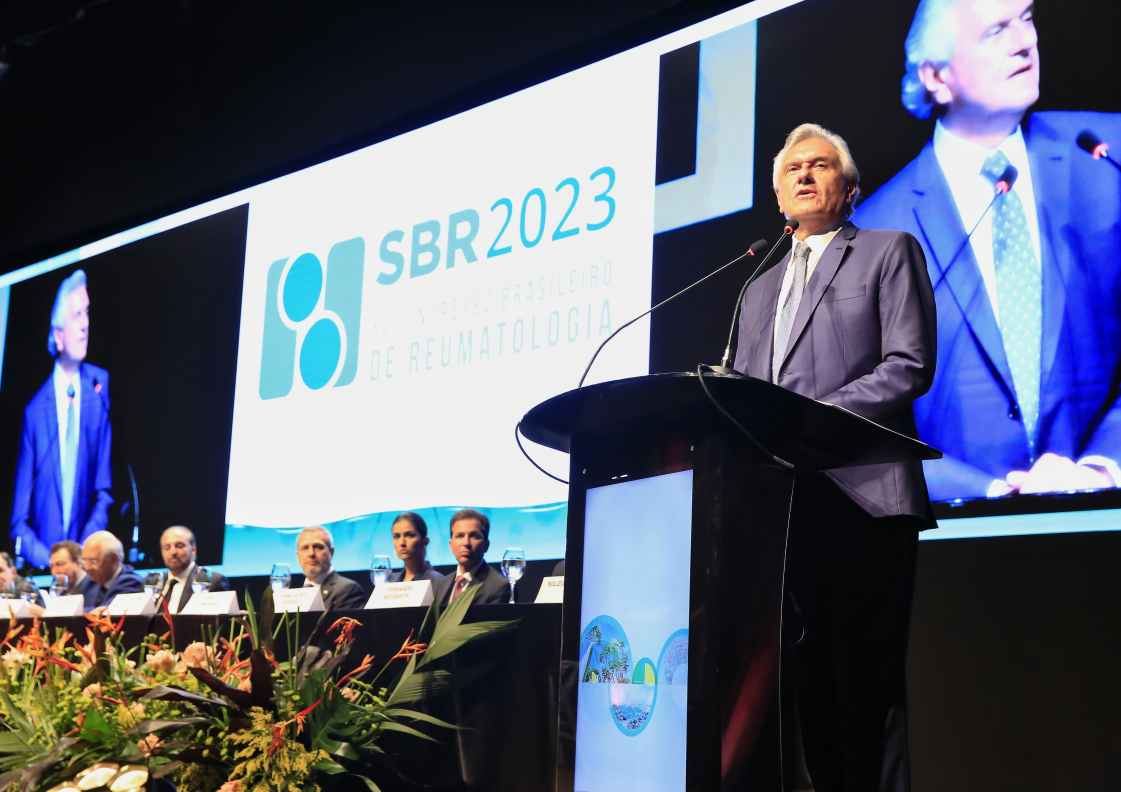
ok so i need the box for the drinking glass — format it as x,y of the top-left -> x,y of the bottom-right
501,547 -> 526,604
143,572 -> 163,596
192,568 -> 212,595
370,555 -> 391,587
270,563 -> 292,594
17,581 -> 39,604
51,574 -> 70,599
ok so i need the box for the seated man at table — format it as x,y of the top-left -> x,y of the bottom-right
387,511 -> 446,583
159,525 -> 230,614
50,539 -> 95,600
433,509 -> 511,607
0,551 -> 45,607
80,530 -> 143,611
259,525 -> 367,634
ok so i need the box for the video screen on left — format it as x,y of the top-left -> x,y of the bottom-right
0,205 -> 249,571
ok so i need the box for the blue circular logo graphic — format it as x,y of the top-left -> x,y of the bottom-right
300,318 -> 342,390
283,253 -> 323,323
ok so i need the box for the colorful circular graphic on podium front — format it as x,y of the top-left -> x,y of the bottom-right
610,664 -> 656,735
579,615 -> 667,736
578,615 -> 631,684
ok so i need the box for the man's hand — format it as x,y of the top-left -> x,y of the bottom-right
1001,453 -> 1114,495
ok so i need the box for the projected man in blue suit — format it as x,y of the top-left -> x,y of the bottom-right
10,270 -> 112,568
854,0 -> 1121,501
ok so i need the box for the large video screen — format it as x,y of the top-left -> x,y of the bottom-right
1,0 -> 1119,575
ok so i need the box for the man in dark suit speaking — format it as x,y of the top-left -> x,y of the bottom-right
10,269 -> 112,568
854,0 -> 1121,500
734,123 -> 936,791
433,509 -> 511,607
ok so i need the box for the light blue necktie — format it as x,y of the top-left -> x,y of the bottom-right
772,242 -> 810,382
982,150 -> 1042,454
60,384 -> 77,534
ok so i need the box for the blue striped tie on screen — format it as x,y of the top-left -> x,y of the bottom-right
61,384 -> 77,532
981,150 -> 1042,455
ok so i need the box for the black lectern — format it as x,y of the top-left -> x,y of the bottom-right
520,371 -> 939,792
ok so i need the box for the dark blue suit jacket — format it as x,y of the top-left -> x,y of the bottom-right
10,363 -> 113,567
87,563 -> 144,611
734,224 -> 937,519
854,112 -> 1121,500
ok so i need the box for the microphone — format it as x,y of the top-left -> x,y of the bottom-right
1077,129 -> 1121,173
125,464 -> 145,565
712,220 -> 801,374
577,237 -> 771,388
931,163 -> 1018,291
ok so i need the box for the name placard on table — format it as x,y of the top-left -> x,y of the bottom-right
43,594 -> 85,617
535,576 -> 564,604
0,599 -> 36,618
273,586 -> 325,613
107,591 -> 157,616
181,590 -> 240,615
365,580 -> 434,609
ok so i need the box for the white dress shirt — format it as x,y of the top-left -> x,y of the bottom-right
165,563 -> 195,613
932,120 -> 1042,323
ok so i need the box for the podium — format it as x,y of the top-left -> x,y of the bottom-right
520,371 -> 939,792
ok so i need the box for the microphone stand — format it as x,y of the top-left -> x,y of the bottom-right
577,238 -> 769,388
708,221 -> 800,376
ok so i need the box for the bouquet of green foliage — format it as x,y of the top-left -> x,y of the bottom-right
0,586 -> 516,792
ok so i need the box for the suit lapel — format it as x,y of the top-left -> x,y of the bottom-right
779,225 -> 854,372
319,571 -> 336,609
1025,116 -> 1069,403
178,567 -> 196,611
36,388 -> 65,515
74,365 -> 98,519
749,258 -> 785,379
910,144 -> 1016,393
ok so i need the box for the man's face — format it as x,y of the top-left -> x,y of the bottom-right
49,549 -> 81,583
53,285 -> 90,365
297,529 -> 334,580
938,0 -> 1039,119
449,519 -> 488,569
160,528 -> 196,576
0,558 -> 14,589
392,520 -> 427,564
775,136 -> 854,235
81,543 -> 117,585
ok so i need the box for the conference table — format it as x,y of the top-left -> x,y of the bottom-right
19,604 -> 562,792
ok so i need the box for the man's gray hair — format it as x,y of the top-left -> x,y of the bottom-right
300,525 -> 334,551
901,0 -> 959,119
47,269 -> 87,357
86,530 -> 124,562
772,123 -> 861,215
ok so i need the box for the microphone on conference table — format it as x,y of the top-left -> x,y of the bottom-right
1077,129 -> 1121,174
930,163 -> 1018,291
576,236 -> 771,388
709,220 -> 800,376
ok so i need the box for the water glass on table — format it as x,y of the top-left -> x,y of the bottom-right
270,563 -> 292,594
143,572 -> 164,596
370,555 -> 391,587
192,568 -> 212,595
501,547 -> 526,604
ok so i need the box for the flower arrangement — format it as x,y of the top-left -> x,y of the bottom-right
0,587 -> 516,791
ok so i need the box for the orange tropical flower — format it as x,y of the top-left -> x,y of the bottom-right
326,616 -> 362,648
